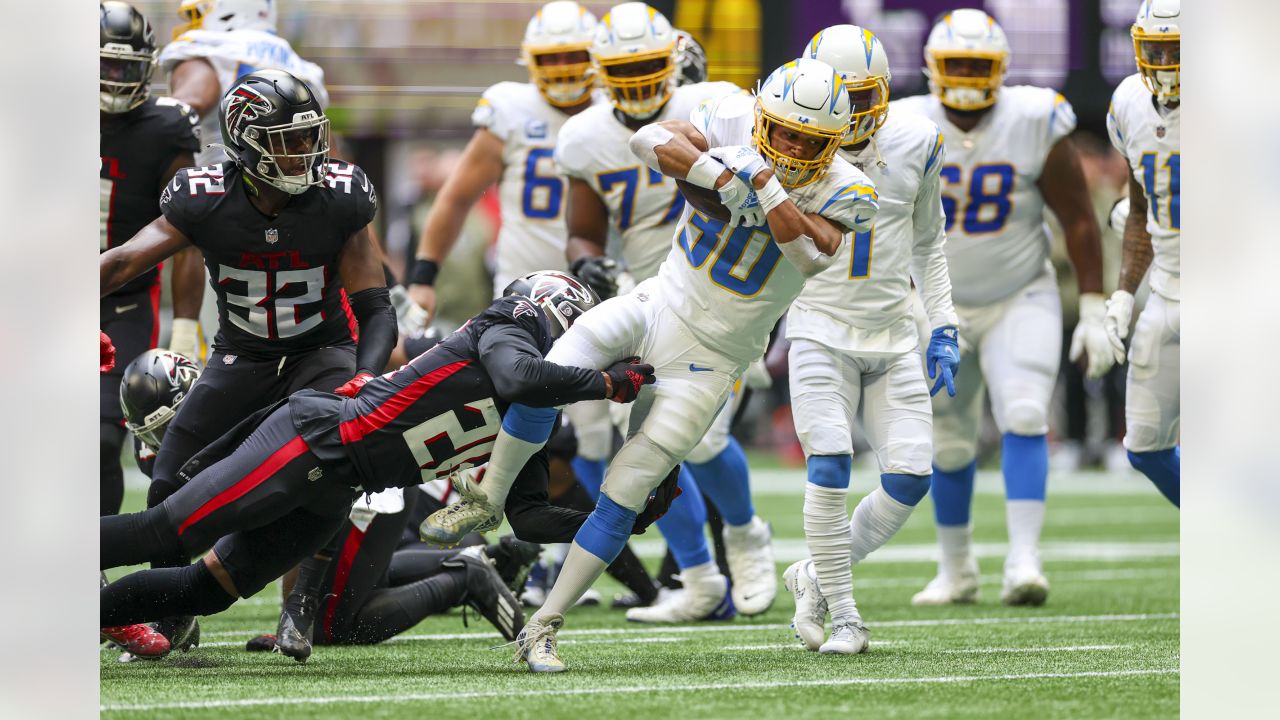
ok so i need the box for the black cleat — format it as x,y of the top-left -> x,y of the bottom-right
489,535 -> 543,593
245,633 -> 277,652
154,615 -> 200,653
274,592 -> 318,663
445,547 -> 525,642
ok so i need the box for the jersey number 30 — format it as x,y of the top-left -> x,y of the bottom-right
680,212 -> 782,297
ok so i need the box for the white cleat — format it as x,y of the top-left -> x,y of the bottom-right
515,613 -> 566,673
420,471 -> 501,546
819,619 -> 870,655
1001,563 -> 1050,607
625,573 -> 735,623
723,515 -> 777,616
783,560 -> 826,651
911,560 -> 980,606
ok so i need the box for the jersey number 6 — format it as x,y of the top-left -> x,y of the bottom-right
522,148 -> 563,219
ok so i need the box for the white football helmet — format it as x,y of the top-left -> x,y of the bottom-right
752,58 -> 851,189
172,0 -> 276,39
520,1 -> 599,108
593,3 -> 677,120
805,25 -> 891,148
923,9 -> 1010,111
1132,0 -> 1180,104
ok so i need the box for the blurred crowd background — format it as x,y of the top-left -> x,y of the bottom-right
132,0 -> 1146,473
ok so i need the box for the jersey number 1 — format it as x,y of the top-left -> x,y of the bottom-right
1140,152 -> 1179,230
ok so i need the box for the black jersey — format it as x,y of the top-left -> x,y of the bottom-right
100,96 -> 200,296
159,160 -> 378,357
289,295 -> 607,493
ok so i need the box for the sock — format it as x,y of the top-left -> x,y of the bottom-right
101,562 -> 234,627
571,457 -> 605,500
803,455 -> 855,623
930,460 -> 977,525
1001,434 -> 1048,568
704,493 -> 731,577
653,466 -> 713,569
848,482 -> 918,566
481,405 -> 559,506
101,508 -> 181,570
657,548 -> 681,589
532,493 -> 637,621
1128,447 -> 1180,507
341,566 -> 468,645
937,524 -> 975,577
387,548 -> 457,586
532,542 -> 610,623
686,438 -> 754,526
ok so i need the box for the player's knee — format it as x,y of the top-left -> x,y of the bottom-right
806,454 -> 851,489
1002,400 -> 1048,437
577,493 -> 637,563
1127,447 -> 1177,474
684,432 -> 727,465
146,476 -> 182,510
603,434 -> 679,511
880,473 -> 931,506
934,443 -> 976,474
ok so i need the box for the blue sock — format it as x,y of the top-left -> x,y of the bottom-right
1002,433 -> 1048,501
571,457 -> 605,501
807,454 -> 851,489
931,460 -> 976,525
686,437 -> 754,526
653,465 -> 713,569
1128,447 -> 1180,507
575,493 -> 638,564
881,473 -> 931,506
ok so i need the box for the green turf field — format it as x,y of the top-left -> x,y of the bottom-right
101,465 -> 1179,719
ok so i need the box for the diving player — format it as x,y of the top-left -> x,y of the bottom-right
893,9 -> 1111,607
1103,0 -> 1180,507
783,25 -> 959,654
426,57 -> 878,673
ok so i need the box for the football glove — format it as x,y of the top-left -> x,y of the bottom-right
927,325 -> 960,397
334,372 -> 376,398
708,145 -> 769,187
1069,293 -> 1115,379
1103,290 -> 1135,365
168,318 -> 202,364
632,465 -> 682,534
569,256 -> 623,300
603,357 -> 656,403
716,177 -> 765,228
100,331 -> 116,373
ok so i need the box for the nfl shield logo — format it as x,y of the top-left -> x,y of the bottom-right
1156,126 -> 1166,138
265,228 -> 279,244
223,354 -> 237,365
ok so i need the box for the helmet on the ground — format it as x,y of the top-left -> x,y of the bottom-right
120,349 -> 202,451
673,29 -> 708,86
173,0 -> 277,39
100,1 -> 157,114
219,69 -> 330,195
805,25 -> 891,148
923,9 -> 1010,111
752,58 -> 851,188
1132,0 -> 1180,104
521,1 -> 599,108
593,3 -> 678,119
503,271 -> 600,339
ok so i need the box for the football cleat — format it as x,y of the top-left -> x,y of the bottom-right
625,572 -> 735,623
819,619 -> 870,655
723,516 -> 777,616
101,624 -> 170,659
420,472 -> 502,546
1001,563 -> 1050,607
783,559 -> 827,651
490,535 -> 544,593
245,634 -> 277,652
446,547 -> 525,642
911,559 -> 981,606
154,615 -> 200,653
515,613 -> 566,673
274,591 -> 319,663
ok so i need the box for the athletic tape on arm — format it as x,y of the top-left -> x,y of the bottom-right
628,124 -> 675,171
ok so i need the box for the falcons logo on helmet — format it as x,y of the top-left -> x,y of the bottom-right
224,85 -> 273,137
511,299 -> 539,320
529,273 -> 595,305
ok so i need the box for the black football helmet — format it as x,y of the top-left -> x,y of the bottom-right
119,349 -> 202,451
673,29 -> 708,86
100,1 -> 157,114
503,270 -> 600,339
218,70 -> 330,195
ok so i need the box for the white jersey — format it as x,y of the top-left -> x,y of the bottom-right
160,29 -> 328,166
471,82 -> 605,292
893,86 -> 1076,307
790,110 -> 958,354
656,92 -> 879,364
556,82 -> 742,281
1106,74 -> 1180,302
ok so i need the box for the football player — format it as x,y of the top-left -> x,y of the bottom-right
404,1 -> 601,323
893,9 -> 1110,607
1103,0 -> 1180,507
98,70 -> 395,651
99,273 -> 657,652
99,1 -> 203,517
426,57 -> 878,672
553,2 -> 773,621
783,26 -> 959,654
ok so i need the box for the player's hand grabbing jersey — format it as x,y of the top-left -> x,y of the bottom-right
1106,74 -> 1180,301
657,91 -> 879,363
893,86 -> 1076,307
100,96 -> 201,295
159,160 -> 377,355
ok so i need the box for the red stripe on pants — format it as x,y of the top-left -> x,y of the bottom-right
322,524 -> 366,642
177,436 -> 311,536
338,360 -> 470,444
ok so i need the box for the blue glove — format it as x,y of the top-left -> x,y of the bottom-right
927,325 -> 960,397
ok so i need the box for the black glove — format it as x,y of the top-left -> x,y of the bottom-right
570,256 -> 622,300
603,357 -> 656,403
632,465 -> 683,534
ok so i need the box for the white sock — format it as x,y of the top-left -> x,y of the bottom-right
477,430 -> 544,507
1004,500 -> 1045,571
936,523 -> 974,577
847,487 -> 915,566
803,483 -> 856,623
678,560 -> 725,593
530,542 -> 609,623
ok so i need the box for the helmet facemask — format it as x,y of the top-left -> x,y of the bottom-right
524,46 -> 595,107
596,45 -> 677,119
241,113 -> 331,195
1133,30 -> 1179,104
99,45 -> 156,114
752,107 -> 846,189
925,51 -> 1007,111
842,75 -> 889,148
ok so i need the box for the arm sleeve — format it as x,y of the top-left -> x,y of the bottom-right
349,287 -> 397,376
478,323 -> 606,407
910,128 -> 960,329
502,452 -> 589,545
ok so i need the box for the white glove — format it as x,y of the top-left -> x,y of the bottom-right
1069,293 -> 1115,379
708,145 -> 769,186
1108,196 -> 1130,235
716,176 -> 766,228
401,296 -> 431,335
1102,290 -> 1135,365
168,318 -> 202,364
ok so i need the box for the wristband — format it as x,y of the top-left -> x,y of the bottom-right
686,153 -> 729,190
409,258 -> 440,286
755,175 -> 788,213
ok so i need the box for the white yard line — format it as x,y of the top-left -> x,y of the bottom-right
624,539 -> 1179,563
939,644 -> 1128,654
101,668 -> 1178,712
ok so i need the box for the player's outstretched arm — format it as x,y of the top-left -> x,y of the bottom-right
564,179 -> 623,299
337,227 -> 397,389
100,216 -> 192,298
168,58 -> 222,121
406,128 -> 505,324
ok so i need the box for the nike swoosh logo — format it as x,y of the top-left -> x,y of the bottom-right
688,363 -> 714,373
115,303 -> 138,314
854,215 -> 871,225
